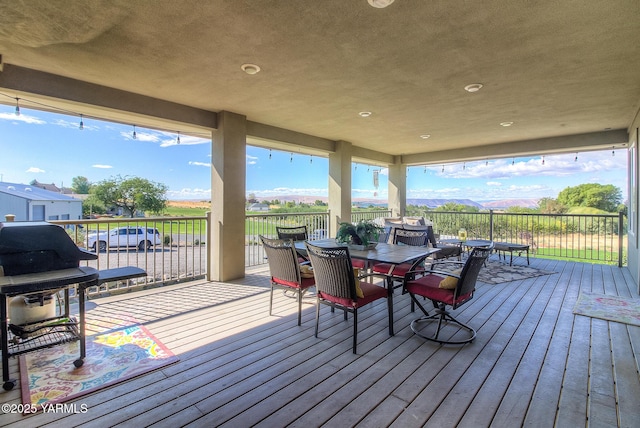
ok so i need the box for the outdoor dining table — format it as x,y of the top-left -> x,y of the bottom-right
295,239 -> 440,278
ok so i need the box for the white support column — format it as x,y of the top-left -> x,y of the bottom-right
328,140 -> 352,234
388,162 -> 406,217
209,111 -> 247,281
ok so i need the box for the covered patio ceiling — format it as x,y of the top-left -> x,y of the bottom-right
0,0 -> 638,165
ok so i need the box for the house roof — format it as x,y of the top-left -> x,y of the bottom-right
0,182 -> 81,202
0,1 -> 638,164
30,180 -> 61,193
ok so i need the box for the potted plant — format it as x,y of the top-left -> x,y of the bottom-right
335,220 -> 383,250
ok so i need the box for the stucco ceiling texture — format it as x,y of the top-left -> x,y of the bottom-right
0,0 -> 639,159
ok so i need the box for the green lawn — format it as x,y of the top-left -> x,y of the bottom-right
535,247 -> 623,265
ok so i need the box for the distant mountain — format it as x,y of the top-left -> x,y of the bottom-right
406,199 -> 484,208
256,195 -> 540,210
481,199 -> 540,209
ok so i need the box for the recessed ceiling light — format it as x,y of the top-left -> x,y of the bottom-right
241,64 -> 261,75
367,0 -> 395,8
359,111 -> 372,117
464,83 -> 483,93
500,121 -> 514,127
420,134 -> 431,139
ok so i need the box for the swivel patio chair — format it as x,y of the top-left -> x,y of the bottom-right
403,243 -> 493,344
260,236 -> 315,326
371,227 -> 431,291
305,242 -> 393,354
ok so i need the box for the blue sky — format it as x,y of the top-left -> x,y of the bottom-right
0,103 -> 629,203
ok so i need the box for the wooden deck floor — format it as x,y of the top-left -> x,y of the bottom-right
2,257 -> 639,427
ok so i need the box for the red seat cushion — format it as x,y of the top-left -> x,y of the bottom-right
272,276 -> 315,289
405,274 -> 472,306
319,281 -> 387,308
351,258 -> 367,269
372,262 -> 424,277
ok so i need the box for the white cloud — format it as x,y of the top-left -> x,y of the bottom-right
427,151 -> 627,181
247,154 -> 258,165
159,133 -> 209,147
26,167 -> 45,173
246,187 -> 328,197
189,161 -> 210,167
166,187 -> 212,200
121,130 -> 159,142
487,181 -> 502,186
92,164 -> 113,169
52,118 -> 99,131
0,112 -> 46,124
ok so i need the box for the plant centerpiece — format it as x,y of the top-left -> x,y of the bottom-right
335,220 -> 383,250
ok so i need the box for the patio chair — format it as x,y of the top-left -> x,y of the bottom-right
403,243 -> 493,344
425,226 -> 463,262
276,225 -> 309,262
371,227 -> 431,291
276,225 -> 308,241
305,242 -> 393,354
260,236 -> 315,326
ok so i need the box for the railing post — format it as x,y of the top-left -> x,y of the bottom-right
206,211 -> 213,281
618,211 -> 624,267
489,210 -> 494,241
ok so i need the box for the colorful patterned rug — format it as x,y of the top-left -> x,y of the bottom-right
20,324 -> 178,408
573,292 -> 640,327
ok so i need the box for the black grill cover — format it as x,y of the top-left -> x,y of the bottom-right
0,222 -> 97,276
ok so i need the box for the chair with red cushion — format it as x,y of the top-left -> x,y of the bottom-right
276,225 -> 310,263
403,243 -> 493,344
305,242 -> 393,354
261,235 -> 315,326
372,227 -> 431,291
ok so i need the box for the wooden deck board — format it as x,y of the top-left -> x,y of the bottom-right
1,257 -> 639,428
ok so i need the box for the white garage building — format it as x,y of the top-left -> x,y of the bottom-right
0,182 -> 83,222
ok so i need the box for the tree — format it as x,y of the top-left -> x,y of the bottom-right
82,194 -> 106,217
435,202 -> 479,212
71,176 -> 91,194
538,197 -> 567,214
557,183 -> 622,212
90,175 -> 168,217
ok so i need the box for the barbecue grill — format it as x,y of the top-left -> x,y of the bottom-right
0,221 -> 146,390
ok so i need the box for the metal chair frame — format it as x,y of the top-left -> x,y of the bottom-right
404,244 -> 493,344
260,235 -> 315,326
305,242 -> 393,354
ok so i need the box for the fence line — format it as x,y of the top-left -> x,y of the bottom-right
424,210 -> 625,266
50,209 -> 625,295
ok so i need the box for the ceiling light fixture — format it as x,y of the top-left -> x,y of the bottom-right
500,121 -> 514,127
241,64 -> 261,75
367,0 -> 395,8
419,134 -> 431,139
464,83 -> 483,93
359,111 -> 372,117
